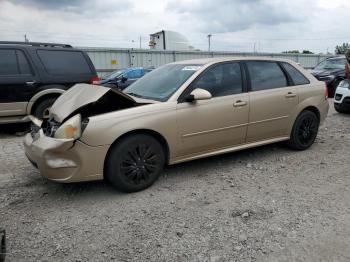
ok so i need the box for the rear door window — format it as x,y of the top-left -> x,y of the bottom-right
37,50 -> 92,75
282,62 -> 310,85
246,61 -> 288,91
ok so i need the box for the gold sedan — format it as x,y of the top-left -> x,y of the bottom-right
24,57 -> 329,192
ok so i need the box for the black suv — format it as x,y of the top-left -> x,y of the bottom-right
311,56 -> 347,98
0,41 -> 98,123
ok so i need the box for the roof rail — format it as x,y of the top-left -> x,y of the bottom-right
0,41 -> 72,48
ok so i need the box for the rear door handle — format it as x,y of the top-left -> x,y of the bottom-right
285,92 -> 296,98
233,100 -> 248,107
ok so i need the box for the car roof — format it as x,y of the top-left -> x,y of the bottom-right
116,67 -> 143,72
0,41 -> 74,50
171,56 -> 298,65
327,56 -> 346,60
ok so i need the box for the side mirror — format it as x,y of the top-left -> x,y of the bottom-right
121,76 -> 128,83
186,88 -> 212,102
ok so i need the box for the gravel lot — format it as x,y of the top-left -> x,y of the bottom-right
1,101 -> 350,262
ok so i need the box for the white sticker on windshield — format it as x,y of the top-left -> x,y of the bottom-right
182,66 -> 202,71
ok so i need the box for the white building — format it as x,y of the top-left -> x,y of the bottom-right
149,30 -> 195,51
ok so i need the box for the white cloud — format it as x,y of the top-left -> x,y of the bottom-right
0,0 -> 349,53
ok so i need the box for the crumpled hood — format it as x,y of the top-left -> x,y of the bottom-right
50,84 -> 136,122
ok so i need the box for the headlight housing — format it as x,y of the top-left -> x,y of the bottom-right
338,80 -> 350,89
54,114 -> 82,140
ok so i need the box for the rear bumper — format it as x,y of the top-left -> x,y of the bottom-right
24,130 -> 109,183
0,115 -> 29,124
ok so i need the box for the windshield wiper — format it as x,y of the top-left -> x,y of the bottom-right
125,92 -> 146,99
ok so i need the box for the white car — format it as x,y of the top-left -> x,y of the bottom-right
334,79 -> 350,113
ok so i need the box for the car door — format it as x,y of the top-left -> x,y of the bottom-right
245,61 -> 299,143
0,48 -> 38,117
176,62 -> 249,157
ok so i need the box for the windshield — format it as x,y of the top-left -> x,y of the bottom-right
124,64 -> 203,101
314,58 -> 347,70
104,69 -> 126,80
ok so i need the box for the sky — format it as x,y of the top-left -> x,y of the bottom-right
0,0 -> 349,53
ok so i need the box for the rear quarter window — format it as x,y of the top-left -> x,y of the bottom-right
282,62 -> 310,85
37,50 -> 92,75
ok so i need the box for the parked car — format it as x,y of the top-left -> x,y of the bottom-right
0,41 -> 99,123
98,67 -> 153,90
24,58 -> 329,192
311,57 -> 347,98
334,79 -> 350,113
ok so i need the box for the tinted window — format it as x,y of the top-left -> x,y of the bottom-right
314,58 -> 347,70
282,63 -> 309,85
37,50 -> 92,75
0,49 -> 19,75
247,61 -> 287,91
134,69 -> 143,78
192,63 -> 242,97
16,50 -> 32,75
127,70 -> 137,79
127,69 -> 143,79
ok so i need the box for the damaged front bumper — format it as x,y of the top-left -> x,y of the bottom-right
24,128 -> 109,183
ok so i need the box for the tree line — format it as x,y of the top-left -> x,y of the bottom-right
282,43 -> 350,55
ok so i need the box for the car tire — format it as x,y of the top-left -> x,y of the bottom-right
334,104 -> 346,113
33,98 -> 57,119
287,110 -> 320,150
106,134 -> 165,192
0,229 -> 5,262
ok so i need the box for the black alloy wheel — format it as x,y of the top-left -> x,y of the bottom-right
106,134 -> 165,192
121,144 -> 159,185
287,110 -> 319,150
297,115 -> 318,146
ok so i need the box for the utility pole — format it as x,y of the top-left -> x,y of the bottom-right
139,36 -> 142,49
207,34 -> 212,52
24,34 -> 29,42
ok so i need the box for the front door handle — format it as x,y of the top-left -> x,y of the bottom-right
26,81 -> 36,86
233,100 -> 248,107
285,92 -> 296,98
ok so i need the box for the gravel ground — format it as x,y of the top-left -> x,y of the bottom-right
1,101 -> 350,262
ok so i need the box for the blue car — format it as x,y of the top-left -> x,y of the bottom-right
98,67 -> 152,90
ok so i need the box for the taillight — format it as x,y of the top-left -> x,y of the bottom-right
324,83 -> 328,99
90,76 -> 100,85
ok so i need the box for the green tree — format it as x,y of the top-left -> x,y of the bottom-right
282,50 -> 300,54
302,50 -> 314,54
335,43 -> 350,55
